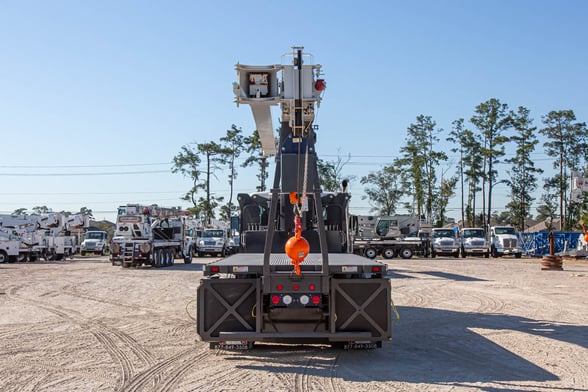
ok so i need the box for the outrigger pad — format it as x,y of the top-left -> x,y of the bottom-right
197,278 -> 259,341
331,279 -> 392,341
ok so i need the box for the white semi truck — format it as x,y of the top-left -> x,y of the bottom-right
110,204 -> 193,268
490,225 -> 522,258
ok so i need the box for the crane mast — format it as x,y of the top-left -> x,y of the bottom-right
197,46 -> 393,350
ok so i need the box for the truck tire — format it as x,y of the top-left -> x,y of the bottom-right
382,247 -> 396,259
364,247 -> 378,259
399,247 -> 413,259
122,262 -> 131,268
153,250 -> 161,267
454,251 -> 459,258
461,247 -> 466,258
168,249 -> 175,266
515,253 -> 522,259
485,252 -> 490,258
431,250 -> 436,258
184,248 -> 193,264
0,250 -> 7,263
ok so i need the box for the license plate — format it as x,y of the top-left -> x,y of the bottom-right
343,342 -> 378,349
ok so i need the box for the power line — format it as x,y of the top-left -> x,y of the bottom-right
0,170 -> 170,177
0,162 -> 172,169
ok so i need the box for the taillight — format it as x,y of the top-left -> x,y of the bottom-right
311,295 -> 321,305
372,266 -> 381,273
210,266 -> 220,273
271,295 -> 280,305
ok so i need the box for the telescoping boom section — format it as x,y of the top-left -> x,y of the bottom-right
197,47 -> 393,349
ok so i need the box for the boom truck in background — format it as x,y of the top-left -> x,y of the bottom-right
197,47 -> 393,350
109,204 -> 195,268
351,215 -> 431,259
0,212 -> 89,261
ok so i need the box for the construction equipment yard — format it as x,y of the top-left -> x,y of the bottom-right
1,256 -> 587,391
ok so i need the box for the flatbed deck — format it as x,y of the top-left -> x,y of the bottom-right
204,253 -> 386,276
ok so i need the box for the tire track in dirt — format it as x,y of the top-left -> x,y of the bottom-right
168,349 -> 252,391
120,348 -> 194,392
4,285 -> 159,391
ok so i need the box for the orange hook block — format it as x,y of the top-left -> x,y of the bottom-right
285,236 -> 309,275
285,215 -> 309,275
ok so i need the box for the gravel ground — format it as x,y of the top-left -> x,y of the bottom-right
1,255 -> 587,392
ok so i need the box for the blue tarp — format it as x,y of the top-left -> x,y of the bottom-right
518,231 -> 581,256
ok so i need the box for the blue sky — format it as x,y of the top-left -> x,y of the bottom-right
0,1 -> 586,222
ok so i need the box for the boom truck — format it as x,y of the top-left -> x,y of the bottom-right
197,47 -> 393,349
110,204 -> 194,268
351,215 -> 431,259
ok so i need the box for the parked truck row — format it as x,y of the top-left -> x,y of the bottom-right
0,212 -> 90,263
349,214 -> 523,260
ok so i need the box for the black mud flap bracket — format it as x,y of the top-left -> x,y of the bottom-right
330,278 -> 392,343
197,278 -> 259,342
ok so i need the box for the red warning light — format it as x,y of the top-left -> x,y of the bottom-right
271,295 -> 280,305
308,284 -> 316,291
311,295 -> 321,305
276,284 -> 284,291
293,284 -> 299,291
314,79 -> 326,91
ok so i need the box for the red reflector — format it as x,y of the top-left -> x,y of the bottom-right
293,284 -> 299,291
271,295 -> 280,305
311,295 -> 321,305
276,284 -> 283,291
309,284 -> 316,291
210,266 -> 220,273
372,266 -> 381,272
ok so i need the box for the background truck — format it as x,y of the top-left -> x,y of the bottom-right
197,46 -> 392,350
196,221 -> 230,257
490,225 -> 522,258
80,230 -> 109,256
0,212 -> 89,261
109,204 -> 193,268
460,227 -> 490,258
351,215 -> 429,259
0,230 -> 20,263
430,227 -> 460,257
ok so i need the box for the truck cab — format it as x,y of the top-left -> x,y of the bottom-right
490,226 -> 522,258
459,228 -> 489,258
197,228 -> 229,257
81,231 -> 108,256
430,228 -> 460,258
